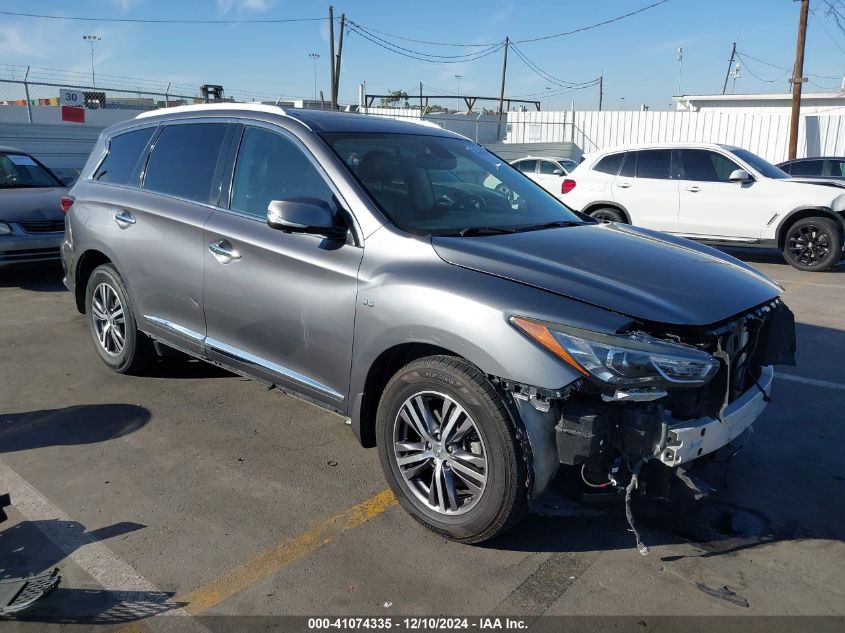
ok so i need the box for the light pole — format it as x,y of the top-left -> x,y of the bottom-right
454,74 -> 462,112
677,47 -> 684,96
545,86 -> 552,111
82,35 -> 101,88
309,53 -> 320,101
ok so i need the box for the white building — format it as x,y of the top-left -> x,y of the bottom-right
673,91 -> 845,115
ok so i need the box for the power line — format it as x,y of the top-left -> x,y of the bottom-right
512,0 -> 671,43
341,24 -> 496,48
737,49 -> 840,81
345,20 -> 503,60
0,9 -> 326,24
346,0 -> 671,49
344,22 -> 504,64
734,53 -> 790,83
509,42 -> 599,89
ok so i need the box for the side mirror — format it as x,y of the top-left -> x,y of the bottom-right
267,198 -> 347,240
729,169 -> 753,183
552,169 -> 564,176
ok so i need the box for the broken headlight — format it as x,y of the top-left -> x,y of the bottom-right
511,316 -> 719,388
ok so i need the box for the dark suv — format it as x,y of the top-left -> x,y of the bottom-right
62,104 -> 795,544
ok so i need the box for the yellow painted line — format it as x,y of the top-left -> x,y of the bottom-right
177,488 -> 397,616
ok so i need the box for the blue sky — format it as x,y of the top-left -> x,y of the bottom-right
1,0 -> 843,110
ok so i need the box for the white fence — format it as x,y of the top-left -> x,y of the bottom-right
505,110 -> 845,164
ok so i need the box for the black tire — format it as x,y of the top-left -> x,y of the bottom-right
85,263 -> 153,373
589,207 -> 626,223
782,217 -> 842,271
376,355 -> 529,544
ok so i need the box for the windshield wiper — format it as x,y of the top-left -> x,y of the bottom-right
455,226 -> 517,237
512,220 -> 582,233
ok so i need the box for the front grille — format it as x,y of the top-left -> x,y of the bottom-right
18,220 -> 65,233
0,247 -> 61,262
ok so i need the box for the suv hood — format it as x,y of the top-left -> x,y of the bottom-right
432,223 -> 781,326
0,187 -> 67,222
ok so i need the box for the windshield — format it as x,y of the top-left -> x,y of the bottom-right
0,152 -> 61,188
322,132 -> 584,236
729,148 -> 789,180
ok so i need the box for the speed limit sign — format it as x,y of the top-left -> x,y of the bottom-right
60,88 -> 85,106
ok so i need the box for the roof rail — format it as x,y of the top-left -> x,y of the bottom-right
136,102 -> 288,120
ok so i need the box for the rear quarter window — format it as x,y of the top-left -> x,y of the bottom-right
593,152 -> 625,175
93,127 -> 156,185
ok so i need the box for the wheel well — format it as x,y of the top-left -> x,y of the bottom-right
777,208 -> 845,249
358,343 -> 456,448
582,202 -> 630,223
74,250 -> 111,313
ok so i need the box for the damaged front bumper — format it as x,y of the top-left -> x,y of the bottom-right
660,365 -> 773,467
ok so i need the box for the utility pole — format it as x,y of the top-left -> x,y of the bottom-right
598,73 -> 603,111
788,0 -> 810,160
496,37 -> 509,139
419,81 -> 424,114
329,5 -> 336,109
722,42 -> 737,95
82,35 -> 101,88
334,14 -> 346,109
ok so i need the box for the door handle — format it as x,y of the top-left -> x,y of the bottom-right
114,211 -> 136,227
686,186 -> 701,193
616,182 -> 632,189
208,240 -> 241,262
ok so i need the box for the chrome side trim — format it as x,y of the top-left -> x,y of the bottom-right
672,233 -> 759,243
143,315 -> 204,341
143,315 -> 344,400
205,336 -> 344,401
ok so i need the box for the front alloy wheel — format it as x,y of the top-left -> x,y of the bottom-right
376,355 -> 529,543
393,392 -> 487,515
783,217 -> 842,271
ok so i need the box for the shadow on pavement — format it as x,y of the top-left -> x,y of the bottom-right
0,519 -> 182,624
9,588 -> 185,625
0,404 -> 150,453
0,263 -> 66,292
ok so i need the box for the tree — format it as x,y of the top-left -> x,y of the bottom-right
380,89 -> 410,108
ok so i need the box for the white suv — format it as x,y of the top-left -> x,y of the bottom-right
562,142 -> 845,270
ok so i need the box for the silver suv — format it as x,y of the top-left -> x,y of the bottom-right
62,104 -> 796,545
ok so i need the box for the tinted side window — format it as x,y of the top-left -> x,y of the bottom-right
636,150 -> 672,179
230,127 -> 333,219
681,150 -> 740,182
515,160 -> 536,174
829,160 -> 845,178
538,161 -> 560,175
619,152 -> 636,178
93,127 -> 155,185
789,160 -> 824,176
780,162 -> 792,174
143,123 -> 227,203
594,152 -> 625,175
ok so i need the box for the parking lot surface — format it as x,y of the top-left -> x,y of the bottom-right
1,250 -> 844,630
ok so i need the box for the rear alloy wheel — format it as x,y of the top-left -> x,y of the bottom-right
783,217 -> 842,271
376,355 -> 528,543
85,264 -> 153,373
589,207 -> 626,223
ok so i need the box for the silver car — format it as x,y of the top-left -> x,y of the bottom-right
0,147 -> 70,266
62,104 -> 795,544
